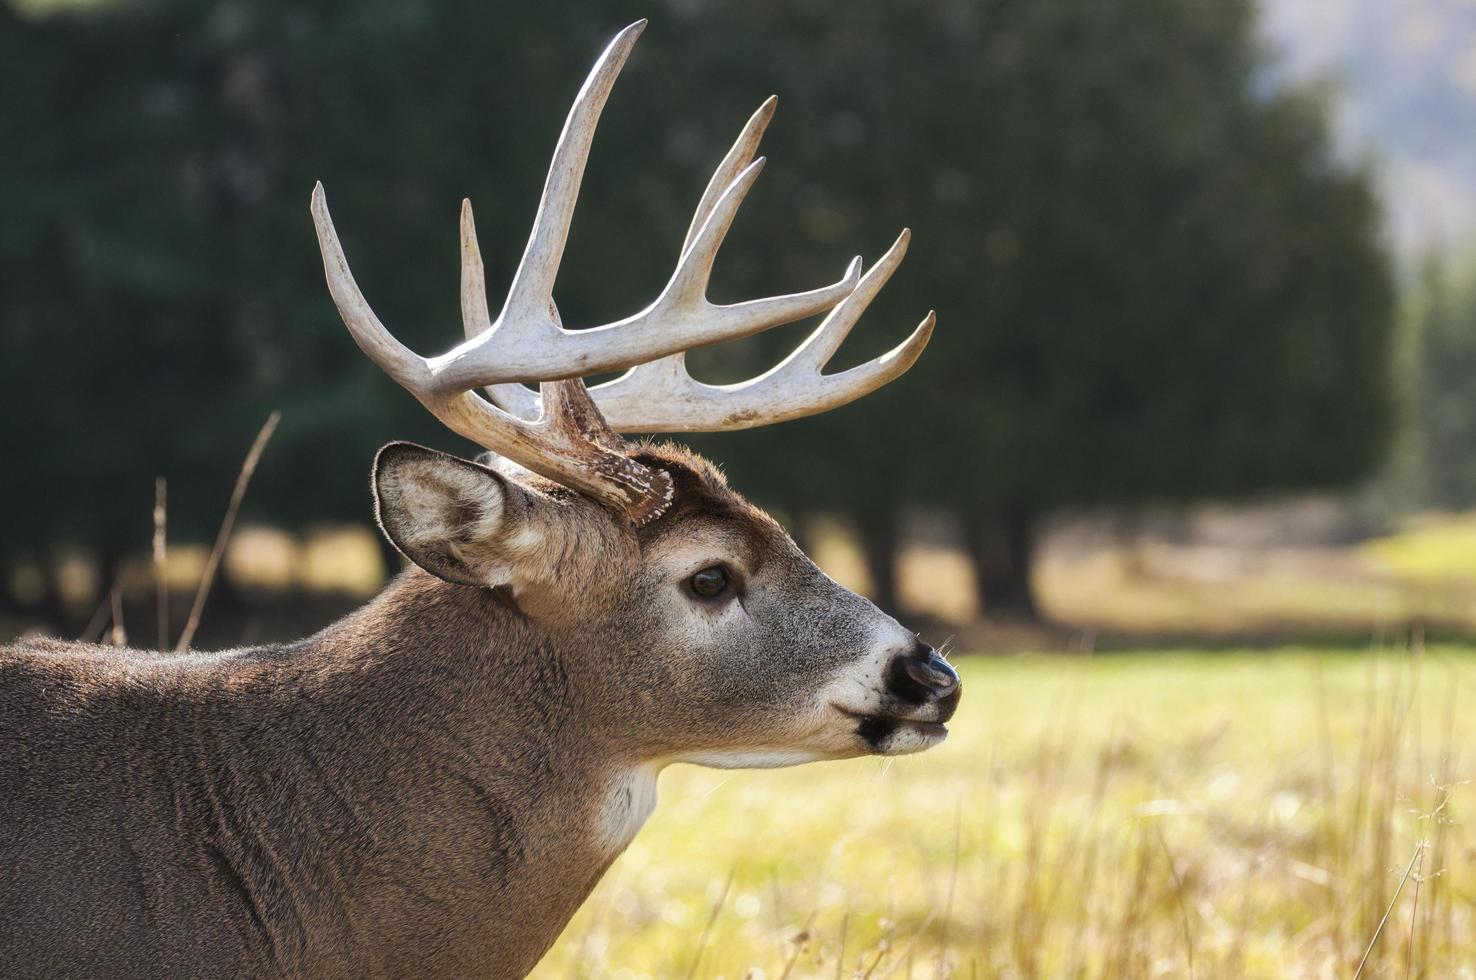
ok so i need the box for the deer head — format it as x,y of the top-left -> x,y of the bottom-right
310,20 -> 958,771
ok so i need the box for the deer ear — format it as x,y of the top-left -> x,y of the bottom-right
372,442 -> 543,588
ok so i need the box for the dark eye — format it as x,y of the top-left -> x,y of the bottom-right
688,565 -> 730,599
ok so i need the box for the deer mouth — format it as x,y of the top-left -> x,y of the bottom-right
832,706 -> 949,752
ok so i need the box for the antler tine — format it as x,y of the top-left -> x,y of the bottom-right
311,183 -> 434,394
460,198 -> 495,341
682,95 -> 777,258
587,229 -> 934,432
498,20 -> 646,329
458,199 -> 541,419
786,230 -> 920,372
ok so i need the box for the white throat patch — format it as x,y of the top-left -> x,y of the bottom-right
595,764 -> 661,857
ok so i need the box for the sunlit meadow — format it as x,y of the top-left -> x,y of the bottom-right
534,647 -> 1475,979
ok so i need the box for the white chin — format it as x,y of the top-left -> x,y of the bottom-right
869,721 -> 948,756
679,747 -> 831,770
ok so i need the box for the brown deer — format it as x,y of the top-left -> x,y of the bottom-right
0,21 -> 959,979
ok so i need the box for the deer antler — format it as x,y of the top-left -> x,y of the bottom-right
312,20 -> 932,524
475,97 -> 935,431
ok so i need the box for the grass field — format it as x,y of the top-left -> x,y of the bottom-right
532,646 -> 1475,979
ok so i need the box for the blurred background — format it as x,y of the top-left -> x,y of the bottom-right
5,1 -> 1476,974
2,0 -> 1448,649
4,0 -> 1472,651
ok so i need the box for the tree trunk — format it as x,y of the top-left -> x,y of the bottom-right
95,539 -> 125,645
857,510 -> 901,614
962,506 -> 1039,621
0,557 -> 23,621
34,553 -> 73,636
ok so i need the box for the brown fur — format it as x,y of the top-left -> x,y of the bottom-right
0,443 -> 955,978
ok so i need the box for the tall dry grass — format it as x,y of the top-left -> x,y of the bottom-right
534,645 -> 1473,978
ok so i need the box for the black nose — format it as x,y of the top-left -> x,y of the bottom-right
903,645 -> 959,697
888,641 -> 960,703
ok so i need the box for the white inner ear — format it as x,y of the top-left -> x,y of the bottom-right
388,459 -> 511,579
379,449 -> 581,593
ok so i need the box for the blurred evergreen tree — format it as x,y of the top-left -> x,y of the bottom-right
1,0 -> 1392,622
650,0 -> 1395,617
1399,257 -> 1476,509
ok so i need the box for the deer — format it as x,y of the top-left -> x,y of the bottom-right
0,21 -> 959,979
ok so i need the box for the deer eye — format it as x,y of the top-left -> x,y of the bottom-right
687,565 -> 730,599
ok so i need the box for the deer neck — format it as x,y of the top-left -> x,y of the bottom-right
218,569 -> 656,975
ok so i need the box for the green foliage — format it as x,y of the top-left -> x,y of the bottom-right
1400,257 -> 1476,509
667,0 -> 1395,522
0,0 -> 1393,572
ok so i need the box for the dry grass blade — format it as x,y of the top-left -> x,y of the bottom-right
684,867 -> 734,980
79,592 -> 112,644
877,911 -> 938,980
835,912 -> 849,980
107,585 -> 126,647
1155,824 -> 1196,979
936,798 -> 962,972
175,411 -> 280,652
153,476 -> 168,649
775,908 -> 818,980
564,876 -> 614,979
1353,841 -> 1425,980
858,931 -> 892,980
1406,841 -> 1425,979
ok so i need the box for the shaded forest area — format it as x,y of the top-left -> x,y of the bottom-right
0,0 -> 1394,639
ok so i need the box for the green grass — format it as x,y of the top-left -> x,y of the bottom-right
533,647 -> 1476,979
1363,513 -> 1476,583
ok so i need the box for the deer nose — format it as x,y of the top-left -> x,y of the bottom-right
903,644 -> 959,697
887,641 -> 960,704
